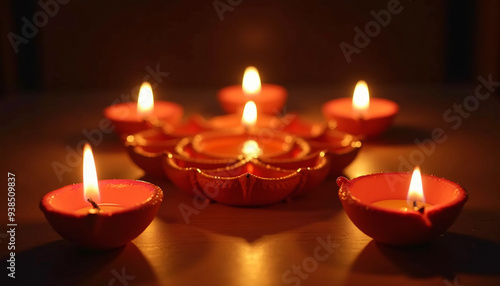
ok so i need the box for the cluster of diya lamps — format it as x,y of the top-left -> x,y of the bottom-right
40,66 -> 467,249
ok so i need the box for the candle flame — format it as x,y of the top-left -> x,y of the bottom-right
242,101 -> 257,129
352,80 -> 370,118
407,166 -> 425,205
242,140 -> 262,158
137,82 -> 154,118
242,66 -> 261,96
83,143 -> 100,202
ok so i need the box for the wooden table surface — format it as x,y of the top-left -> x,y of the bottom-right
1,84 -> 500,286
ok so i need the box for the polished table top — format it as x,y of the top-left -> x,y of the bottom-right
1,84 -> 500,285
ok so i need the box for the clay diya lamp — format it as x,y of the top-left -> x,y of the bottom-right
217,66 -> 287,115
125,115 -> 212,177
104,82 -> 183,136
126,101 -> 286,178
322,80 -> 398,138
40,144 -> 163,249
336,167 -> 468,246
163,135 -> 328,206
282,115 -> 362,175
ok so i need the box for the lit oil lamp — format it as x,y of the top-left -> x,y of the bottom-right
337,167 -> 468,246
162,102 -> 329,206
322,80 -> 398,138
217,66 -> 287,115
370,166 -> 432,212
40,144 -> 163,249
103,82 -> 183,136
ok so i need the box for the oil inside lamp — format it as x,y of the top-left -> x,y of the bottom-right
371,166 -> 432,212
242,66 -> 261,96
75,144 -> 123,215
241,140 -> 262,158
352,80 -> 369,119
137,82 -> 154,119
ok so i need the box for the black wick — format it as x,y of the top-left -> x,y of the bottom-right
413,201 -> 425,214
87,198 -> 101,211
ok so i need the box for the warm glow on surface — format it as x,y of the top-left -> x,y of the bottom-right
352,80 -> 370,117
241,101 -> 257,129
242,66 -> 261,96
242,140 -> 262,158
407,166 -> 425,205
137,82 -> 154,118
83,143 -> 100,202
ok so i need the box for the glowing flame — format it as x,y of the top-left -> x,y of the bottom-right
242,140 -> 262,158
241,101 -> 257,129
137,82 -> 154,118
83,143 -> 100,202
352,80 -> 370,118
242,66 -> 261,96
407,166 -> 425,205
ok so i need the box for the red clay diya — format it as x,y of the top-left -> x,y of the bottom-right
125,115 -> 211,177
281,115 -> 362,175
163,135 -> 329,206
40,144 -> 163,249
322,80 -> 398,138
217,66 -> 287,114
336,167 -> 467,246
103,82 -> 183,136
126,112 -> 360,178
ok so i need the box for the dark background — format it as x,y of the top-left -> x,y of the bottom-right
0,0 -> 499,94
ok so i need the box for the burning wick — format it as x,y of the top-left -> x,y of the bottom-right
242,101 -> 257,133
87,198 -> 103,214
412,201 -> 425,214
352,80 -> 369,120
